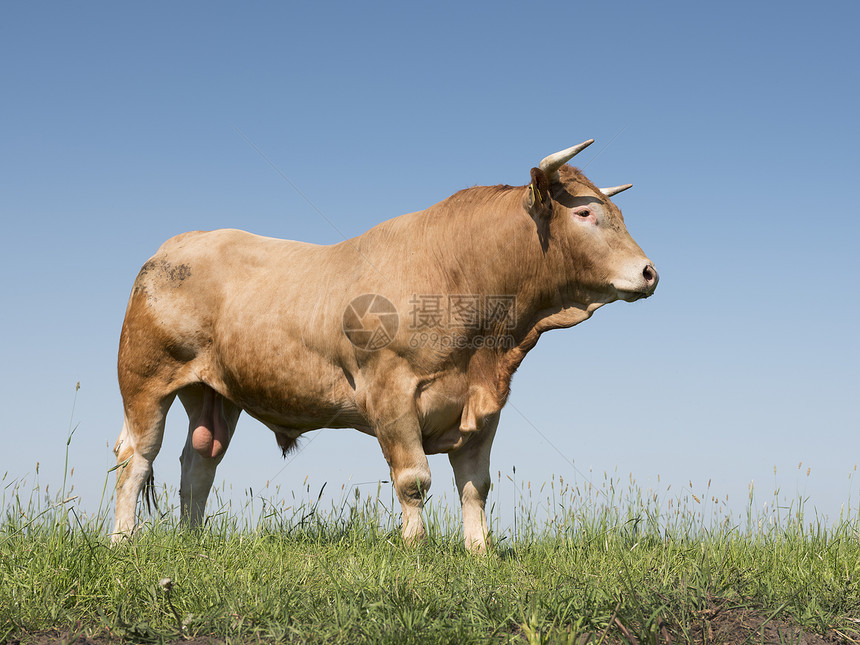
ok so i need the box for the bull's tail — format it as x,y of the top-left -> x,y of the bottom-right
142,470 -> 159,515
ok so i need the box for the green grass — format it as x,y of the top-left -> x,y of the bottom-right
3,465 -> 860,644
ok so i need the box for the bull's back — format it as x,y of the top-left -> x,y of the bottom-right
128,228 -> 339,328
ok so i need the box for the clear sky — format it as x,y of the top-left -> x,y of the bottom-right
2,2 -> 858,532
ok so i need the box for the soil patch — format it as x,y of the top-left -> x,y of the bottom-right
681,603 -> 849,644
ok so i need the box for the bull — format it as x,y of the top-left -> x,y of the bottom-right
113,139 -> 658,552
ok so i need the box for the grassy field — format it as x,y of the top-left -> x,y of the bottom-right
3,464 -> 860,645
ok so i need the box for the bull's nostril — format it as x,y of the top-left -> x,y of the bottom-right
643,265 -> 655,283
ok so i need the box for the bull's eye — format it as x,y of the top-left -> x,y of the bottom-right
577,209 -> 590,218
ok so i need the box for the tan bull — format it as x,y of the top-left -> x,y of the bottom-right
113,140 -> 658,553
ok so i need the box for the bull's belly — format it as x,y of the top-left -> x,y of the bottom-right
239,397 -> 367,432
229,375 -> 466,447
214,362 -> 366,433
235,380 -> 469,454
210,326 -> 365,429
243,395 -> 469,454
221,369 -> 366,431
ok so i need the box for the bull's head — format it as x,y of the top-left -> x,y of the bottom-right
525,140 -> 659,305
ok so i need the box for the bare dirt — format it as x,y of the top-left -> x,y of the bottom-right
683,603 -> 851,645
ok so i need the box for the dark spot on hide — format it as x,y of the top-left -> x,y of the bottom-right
137,259 -> 192,285
166,262 -> 192,283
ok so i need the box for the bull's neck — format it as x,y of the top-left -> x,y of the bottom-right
424,184 -> 602,403
426,186 -> 553,305
451,186 -> 593,322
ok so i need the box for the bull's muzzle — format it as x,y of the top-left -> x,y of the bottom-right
613,261 -> 659,302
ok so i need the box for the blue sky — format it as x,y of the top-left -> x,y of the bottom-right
2,2 -> 858,531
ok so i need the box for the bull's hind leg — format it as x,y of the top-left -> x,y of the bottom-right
112,393 -> 174,542
178,384 -> 240,527
448,413 -> 499,554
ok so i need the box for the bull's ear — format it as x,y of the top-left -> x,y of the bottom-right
526,167 -> 552,218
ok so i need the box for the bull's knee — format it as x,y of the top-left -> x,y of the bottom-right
394,465 -> 432,504
392,465 -> 431,546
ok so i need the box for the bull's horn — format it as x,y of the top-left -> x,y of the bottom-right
599,183 -> 633,197
539,139 -> 594,181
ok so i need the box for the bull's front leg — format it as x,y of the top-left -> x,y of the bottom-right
367,381 -> 431,546
448,413 -> 499,554
380,421 -> 432,545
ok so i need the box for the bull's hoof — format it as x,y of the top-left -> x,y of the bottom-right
400,527 -> 426,547
465,541 -> 488,555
